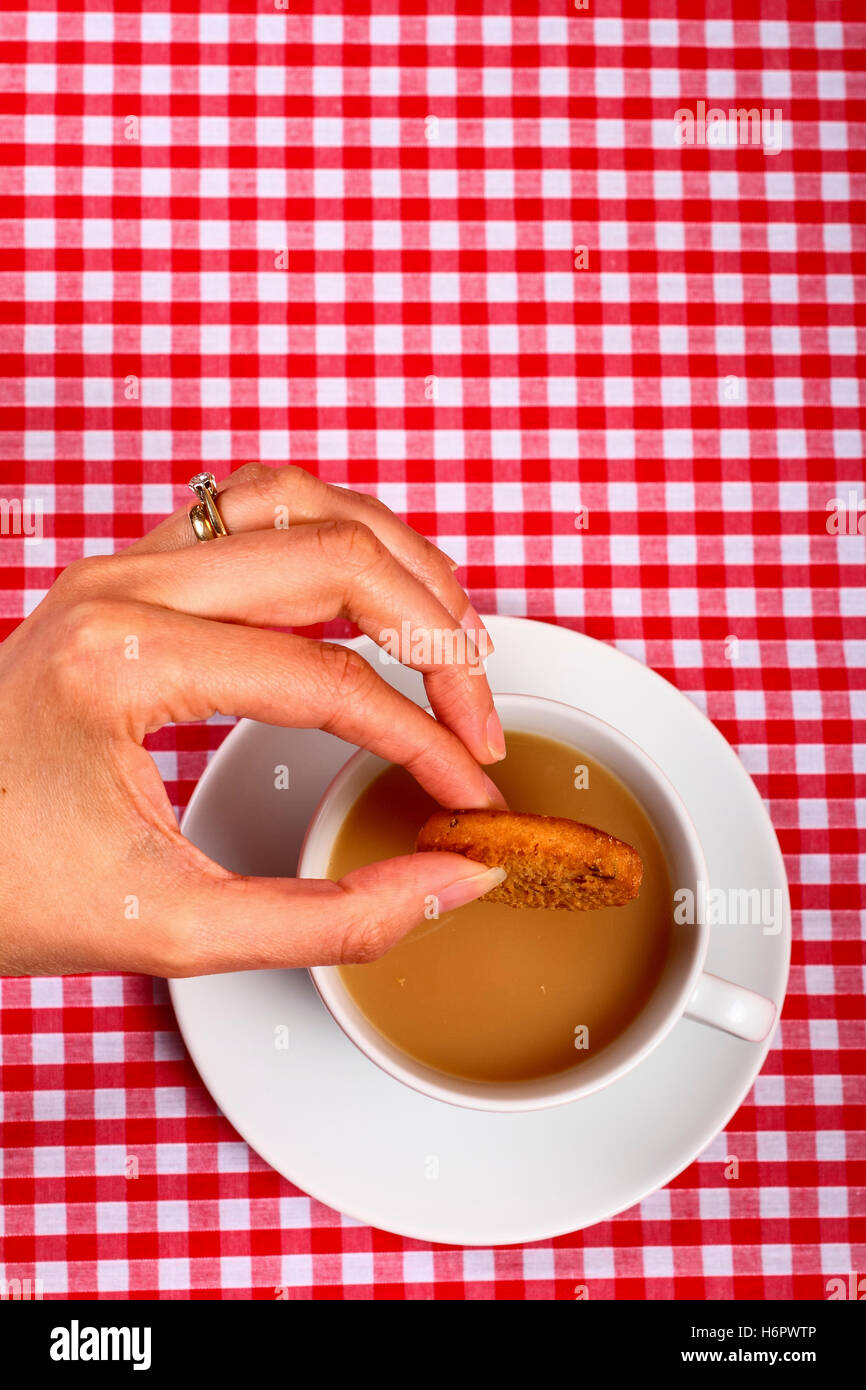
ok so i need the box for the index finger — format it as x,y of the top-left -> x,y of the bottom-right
128,462 -> 493,651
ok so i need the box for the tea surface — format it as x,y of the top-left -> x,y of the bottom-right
329,731 -> 671,1082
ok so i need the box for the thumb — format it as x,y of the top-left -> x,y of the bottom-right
167,853 -> 507,975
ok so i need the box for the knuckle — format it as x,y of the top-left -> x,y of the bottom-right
52,554 -> 116,600
232,461 -> 281,501
48,598 -> 130,696
346,486 -> 390,516
404,731 -> 456,786
232,462 -> 316,515
317,642 -> 377,703
432,547 -> 458,584
273,463 -> 311,490
56,597 -> 117,659
160,857 -> 237,977
157,902 -> 210,979
230,461 -> 272,486
317,518 -> 385,573
156,928 -> 201,979
340,909 -> 388,965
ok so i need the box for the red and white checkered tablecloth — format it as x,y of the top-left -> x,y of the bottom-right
0,1 -> 864,1300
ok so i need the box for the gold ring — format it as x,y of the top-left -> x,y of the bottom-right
188,472 -> 229,542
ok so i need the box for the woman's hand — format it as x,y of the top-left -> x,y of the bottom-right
0,464 -> 507,977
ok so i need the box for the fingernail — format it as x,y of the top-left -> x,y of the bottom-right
460,604 -> 494,656
481,772 -> 508,808
486,709 -> 506,760
437,865 -> 508,914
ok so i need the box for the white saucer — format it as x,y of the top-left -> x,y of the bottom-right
170,617 -> 790,1246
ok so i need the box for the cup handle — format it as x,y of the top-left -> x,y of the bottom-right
685,971 -> 777,1043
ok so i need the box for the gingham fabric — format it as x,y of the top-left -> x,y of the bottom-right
0,2 -> 863,1300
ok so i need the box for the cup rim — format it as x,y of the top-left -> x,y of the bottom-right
299,693 -> 710,1113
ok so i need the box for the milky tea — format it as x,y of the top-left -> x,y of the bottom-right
328,731 -> 672,1083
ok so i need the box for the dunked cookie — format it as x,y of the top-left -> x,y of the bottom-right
416,809 -> 643,910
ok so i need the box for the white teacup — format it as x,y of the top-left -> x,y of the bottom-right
298,693 -> 777,1113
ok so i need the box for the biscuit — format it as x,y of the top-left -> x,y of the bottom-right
416,809 -> 643,910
